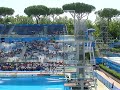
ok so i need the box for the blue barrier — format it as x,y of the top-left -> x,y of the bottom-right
109,42 -> 120,48
94,71 -> 120,90
96,58 -> 120,73
95,57 -> 103,64
64,87 -> 71,90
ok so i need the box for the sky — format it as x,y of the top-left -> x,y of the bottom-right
0,0 -> 120,22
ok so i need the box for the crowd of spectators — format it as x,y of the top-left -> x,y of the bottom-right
0,42 -> 23,59
0,38 -> 72,71
0,62 -> 63,71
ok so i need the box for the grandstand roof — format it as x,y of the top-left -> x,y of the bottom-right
0,24 -> 67,35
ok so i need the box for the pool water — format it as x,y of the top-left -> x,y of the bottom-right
0,76 -> 70,90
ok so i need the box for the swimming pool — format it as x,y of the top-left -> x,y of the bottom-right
0,76 -> 70,90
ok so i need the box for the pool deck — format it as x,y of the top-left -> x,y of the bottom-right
64,79 -> 109,90
96,79 -> 109,90
0,71 -> 64,76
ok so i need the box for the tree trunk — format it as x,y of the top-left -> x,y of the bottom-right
52,15 -> 55,22
35,17 -> 39,24
37,16 -> 41,24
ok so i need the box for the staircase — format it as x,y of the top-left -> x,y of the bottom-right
8,25 -> 15,36
20,43 -> 27,60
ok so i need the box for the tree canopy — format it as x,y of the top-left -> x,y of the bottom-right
49,8 -> 63,21
24,5 -> 49,16
62,2 -> 95,20
49,8 -> 63,15
96,8 -> 120,20
0,7 -> 14,16
95,8 -> 120,32
24,5 -> 49,23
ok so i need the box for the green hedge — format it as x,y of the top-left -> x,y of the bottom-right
110,48 -> 120,53
99,64 -> 120,79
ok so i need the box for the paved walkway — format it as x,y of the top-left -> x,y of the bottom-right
96,79 -> 109,90
96,70 -> 120,89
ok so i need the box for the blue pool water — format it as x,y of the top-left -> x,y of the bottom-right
0,76 -> 70,90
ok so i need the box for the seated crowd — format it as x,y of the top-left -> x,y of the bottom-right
0,39 -> 69,71
0,62 -> 63,71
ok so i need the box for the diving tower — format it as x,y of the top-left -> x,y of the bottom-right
63,20 -> 97,90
